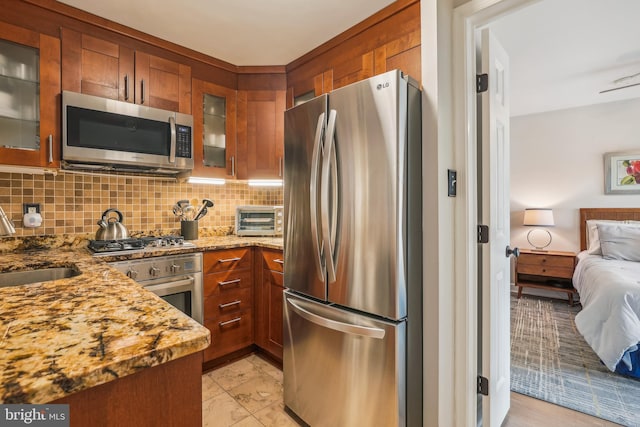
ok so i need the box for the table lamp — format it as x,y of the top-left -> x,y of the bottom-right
523,208 -> 554,251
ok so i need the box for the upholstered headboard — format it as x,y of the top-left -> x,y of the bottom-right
579,208 -> 640,251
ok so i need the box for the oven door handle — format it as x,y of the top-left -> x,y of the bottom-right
144,276 -> 194,297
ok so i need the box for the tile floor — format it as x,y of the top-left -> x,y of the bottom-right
202,354 -> 301,427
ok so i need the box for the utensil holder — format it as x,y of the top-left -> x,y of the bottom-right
181,220 -> 198,240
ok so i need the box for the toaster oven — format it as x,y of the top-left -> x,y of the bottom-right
236,206 -> 284,236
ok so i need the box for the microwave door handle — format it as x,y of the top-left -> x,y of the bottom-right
169,116 -> 176,164
321,109 -> 337,284
310,112 -> 326,282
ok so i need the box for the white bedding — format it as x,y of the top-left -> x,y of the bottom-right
573,251 -> 640,371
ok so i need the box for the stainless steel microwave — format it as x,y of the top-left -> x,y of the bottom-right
62,91 -> 194,175
236,206 -> 284,236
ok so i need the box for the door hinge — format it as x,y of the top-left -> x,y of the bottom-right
477,225 -> 489,244
477,375 -> 489,396
476,74 -> 488,93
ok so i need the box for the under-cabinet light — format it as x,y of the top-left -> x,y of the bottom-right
0,165 -> 57,175
247,179 -> 283,187
187,177 -> 226,185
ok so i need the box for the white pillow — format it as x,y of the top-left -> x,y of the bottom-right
597,223 -> 640,262
586,220 -> 625,255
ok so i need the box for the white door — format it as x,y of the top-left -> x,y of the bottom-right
479,27 -> 511,427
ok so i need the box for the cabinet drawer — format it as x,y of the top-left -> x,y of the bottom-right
204,269 -> 252,296
517,264 -> 573,279
518,253 -> 574,268
204,248 -> 252,273
263,250 -> 284,272
204,310 -> 253,361
266,269 -> 284,287
204,287 -> 252,321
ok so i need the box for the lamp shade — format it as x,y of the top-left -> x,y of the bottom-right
523,208 -> 554,226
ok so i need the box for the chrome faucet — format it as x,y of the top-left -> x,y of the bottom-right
0,207 -> 16,236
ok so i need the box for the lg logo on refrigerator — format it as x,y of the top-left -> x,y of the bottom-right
376,82 -> 390,90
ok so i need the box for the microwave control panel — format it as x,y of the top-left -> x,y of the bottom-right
176,125 -> 192,158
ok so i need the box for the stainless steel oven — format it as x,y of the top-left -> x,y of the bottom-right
109,253 -> 203,324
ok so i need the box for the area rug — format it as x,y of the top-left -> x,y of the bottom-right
510,296 -> 640,427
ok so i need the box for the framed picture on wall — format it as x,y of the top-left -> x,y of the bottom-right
604,151 -> 640,194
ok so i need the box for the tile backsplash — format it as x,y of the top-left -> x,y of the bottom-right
0,172 -> 283,237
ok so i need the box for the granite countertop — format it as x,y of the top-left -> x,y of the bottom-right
0,249 -> 210,404
0,235 -> 282,404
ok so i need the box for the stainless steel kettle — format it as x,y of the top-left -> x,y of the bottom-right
96,208 -> 129,240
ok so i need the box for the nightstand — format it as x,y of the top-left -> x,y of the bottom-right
515,249 -> 577,305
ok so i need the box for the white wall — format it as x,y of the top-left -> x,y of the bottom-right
510,97 -> 640,253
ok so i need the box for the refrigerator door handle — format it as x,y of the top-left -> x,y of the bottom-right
310,112 -> 326,282
322,109 -> 337,283
287,298 -> 386,339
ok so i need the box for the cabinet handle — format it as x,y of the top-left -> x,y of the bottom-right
124,74 -> 129,100
218,278 -> 241,287
279,157 -> 283,177
140,79 -> 145,104
219,300 -> 241,309
274,259 -> 284,265
47,134 -> 53,163
219,317 -> 241,327
218,257 -> 241,263
231,156 -> 235,177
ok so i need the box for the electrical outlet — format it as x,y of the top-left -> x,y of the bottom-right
23,203 -> 40,214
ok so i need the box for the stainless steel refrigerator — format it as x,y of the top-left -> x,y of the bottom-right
283,70 -> 422,427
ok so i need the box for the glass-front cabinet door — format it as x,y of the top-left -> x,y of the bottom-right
0,22 -> 60,167
192,78 -> 236,178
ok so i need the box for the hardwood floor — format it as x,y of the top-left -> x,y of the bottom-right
503,392 -> 622,427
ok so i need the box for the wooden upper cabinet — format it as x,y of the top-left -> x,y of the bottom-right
237,89 -> 285,180
192,78 -> 237,179
61,28 -> 191,114
332,51 -> 374,90
61,28 -> 133,103
373,29 -> 421,82
135,52 -> 191,114
0,22 -> 60,168
286,1 -> 421,108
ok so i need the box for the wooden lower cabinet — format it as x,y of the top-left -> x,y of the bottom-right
254,248 -> 284,362
52,352 -> 203,427
201,246 -> 285,365
203,249 -> 254,362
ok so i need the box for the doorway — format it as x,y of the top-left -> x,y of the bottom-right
453,0 -> 640,425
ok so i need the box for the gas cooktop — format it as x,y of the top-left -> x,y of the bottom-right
88,235 -> 196,256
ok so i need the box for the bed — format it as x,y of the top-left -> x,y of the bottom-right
574,208 -> 640,378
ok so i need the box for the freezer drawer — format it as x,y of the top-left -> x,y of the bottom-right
283,291 -> 406,427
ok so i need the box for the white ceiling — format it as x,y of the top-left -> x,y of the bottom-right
58,0 -> 395,66
490,0 -> 640,116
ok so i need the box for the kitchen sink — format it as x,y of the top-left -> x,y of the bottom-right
0,267 -> 81,288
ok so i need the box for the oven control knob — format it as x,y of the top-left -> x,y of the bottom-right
170,264 -> 181,273
126,269 -> 138,280
149,266 -> 160,276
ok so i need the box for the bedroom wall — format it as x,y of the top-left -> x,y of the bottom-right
510,97 -> 640,254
